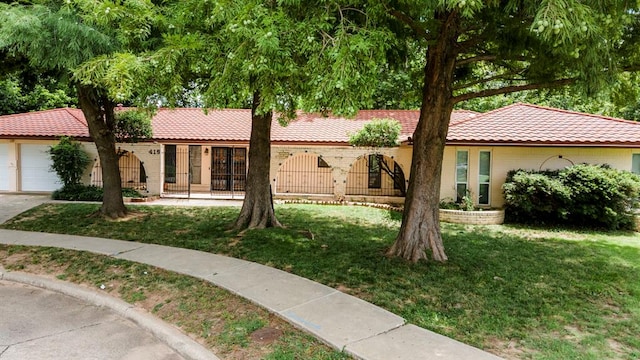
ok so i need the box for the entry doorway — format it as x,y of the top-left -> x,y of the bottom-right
211,147 -> 247,196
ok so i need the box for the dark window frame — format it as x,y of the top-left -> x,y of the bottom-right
318,156 -> 330,168
368,154 -> 382,189
164,145 -> 177,184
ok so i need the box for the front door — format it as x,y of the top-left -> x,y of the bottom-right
211,147 -> 246,192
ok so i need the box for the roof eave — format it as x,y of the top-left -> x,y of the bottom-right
445,140 -> 640,148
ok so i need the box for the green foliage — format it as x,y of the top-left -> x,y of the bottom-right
560,164 -> 640,229
72,1 -> 396,118
0,74 -> 75,115
503,170 -> 571,223
48,137 -> 91,187
440,190 -> 475,211
348,118 -> 401,147
0,3 -> 116,72
114,109 -> 153,143
52,184 -> 104,201
52,184 -> 143,201
503,165 -> 640,229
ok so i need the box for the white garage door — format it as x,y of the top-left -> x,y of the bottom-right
0,144 -> 8,191
21,144 -> 62,191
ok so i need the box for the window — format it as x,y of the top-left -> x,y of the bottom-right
189,145 -> 201,184
139,162 -> 147,183
633,154 -> 640,174
368,154 -> 381,189
393,162 -> 405,190
478,151 -> 491,205
164,145 -> 176,183
455,150 -> 468,202
318,156 -> 330,168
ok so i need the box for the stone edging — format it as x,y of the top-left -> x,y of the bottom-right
439,209 -> 505,225
276,199 -> 506,225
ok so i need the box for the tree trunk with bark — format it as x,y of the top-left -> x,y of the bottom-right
77,85 -> 127,218
232,90 -> 282,230
387,10 -> 460,262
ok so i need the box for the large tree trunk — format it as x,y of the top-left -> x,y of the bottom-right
232,90 -> 282,230
77,85 -> 127,219
387,10 -> 460,262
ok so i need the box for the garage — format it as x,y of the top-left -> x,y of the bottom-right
0,143 -> 8,191
20,144 -> 62,192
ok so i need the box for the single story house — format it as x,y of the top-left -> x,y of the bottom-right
2,103 -> 640,208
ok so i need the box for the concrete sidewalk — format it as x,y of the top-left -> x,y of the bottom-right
0,194 -> 51,224
0,228 -> 502,360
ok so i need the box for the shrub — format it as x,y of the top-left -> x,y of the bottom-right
52,184 -> 103,201
52,184 -> 143,201
560,164 -> 640,229
503,165 -> 640,230
48,136 -> 91,187
348,118 -> 401,147
503,170 -> 571,224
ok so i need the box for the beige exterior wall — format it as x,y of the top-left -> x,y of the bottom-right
276,152 -> 333,194
7,137 -> 636,208
0,140 -> 161,195
85,142 -> 162,195
442,145 -> 639,208
270,145 -> 412,201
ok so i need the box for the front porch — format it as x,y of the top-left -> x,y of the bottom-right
158,144 -> 413,205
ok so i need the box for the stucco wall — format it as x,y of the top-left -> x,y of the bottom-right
270,145 -> 413,199
5,137 -> 638,208
82,142 -> 162,195
442,146 -> 639,208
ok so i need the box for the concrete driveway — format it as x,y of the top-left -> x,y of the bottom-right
0,194 -> 51,224
0,280 -> 184,360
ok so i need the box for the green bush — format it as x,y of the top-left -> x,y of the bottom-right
48,136 -> 91,187
503,170 -> 571,224
348,118 -> 401,147
52,184 -> 143,201
503,165 -> 640,230
52,184 -> 103,201
561,164 -> 640,229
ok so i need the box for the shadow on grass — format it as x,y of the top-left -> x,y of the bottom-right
2,203 -> 640,358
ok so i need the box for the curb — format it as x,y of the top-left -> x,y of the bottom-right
0,268 -> 219,360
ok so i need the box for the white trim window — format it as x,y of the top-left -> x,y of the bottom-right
478,151 -> 491,205
632,154 -> 640,175
455,150 -> 469,202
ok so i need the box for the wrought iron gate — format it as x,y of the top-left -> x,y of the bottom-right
211,147 -> 246,198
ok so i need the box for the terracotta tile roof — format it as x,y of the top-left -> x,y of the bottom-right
0,108 -> 89,139
153,108 -> 477,143
447,103 -> 640,147
272,109 -> 478,144
152,108 -> 252,142
3,104 -> 637,147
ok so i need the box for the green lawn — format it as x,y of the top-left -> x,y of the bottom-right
2,203 -> 640,360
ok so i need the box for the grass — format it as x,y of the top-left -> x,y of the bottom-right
2,203 -> 640,359
0,244 -> 348,360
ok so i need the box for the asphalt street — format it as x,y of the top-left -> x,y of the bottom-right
0,280 -> 184,360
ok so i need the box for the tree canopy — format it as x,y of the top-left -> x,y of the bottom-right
0,0 -> 160,218
371,1 -> 640,262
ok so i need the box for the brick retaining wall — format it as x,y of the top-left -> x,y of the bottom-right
439,209 -> 505,225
